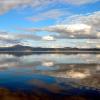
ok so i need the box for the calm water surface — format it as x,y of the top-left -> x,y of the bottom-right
0,53 -> 100,100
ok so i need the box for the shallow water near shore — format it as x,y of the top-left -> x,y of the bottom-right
0,53 -> 100,100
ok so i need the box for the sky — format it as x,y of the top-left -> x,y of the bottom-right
0,0 -> 100,48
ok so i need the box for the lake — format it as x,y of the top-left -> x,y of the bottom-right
0,53 -> 100,100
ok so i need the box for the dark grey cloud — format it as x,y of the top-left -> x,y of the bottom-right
16,34 -> 41,40
0,31 -> 42,47
23,11 -> 100,39
0,0 -> 53,14
0,0 -> 99,14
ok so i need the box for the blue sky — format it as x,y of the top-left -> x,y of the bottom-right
0,0 -> 100,48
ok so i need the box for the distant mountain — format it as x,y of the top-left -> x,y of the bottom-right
0,45 -> 100,52
0,45 -> 33,52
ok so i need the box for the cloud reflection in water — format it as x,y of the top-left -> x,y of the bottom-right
0,53 -> 99,89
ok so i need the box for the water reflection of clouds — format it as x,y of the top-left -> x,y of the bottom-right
0,54 -> 99,89
0,54 -> 99,70
96,65 -> 100,71
42,61 -> 54,67
29,79 -> 62,94
58,69 -> 91,79
0,54 -> 100,69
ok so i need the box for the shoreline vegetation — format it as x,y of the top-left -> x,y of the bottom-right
0,45 -> 99,53
0,51 -> 99,57
0,45 -> 99,56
